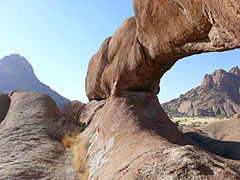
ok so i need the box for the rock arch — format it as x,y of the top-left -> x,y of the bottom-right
83,0 -> 240,179
86,0 -> 240,101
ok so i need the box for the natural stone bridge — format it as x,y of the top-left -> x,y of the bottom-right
0,0 -> 239,179
83,0 -> 240,179
86,0 -> 240,101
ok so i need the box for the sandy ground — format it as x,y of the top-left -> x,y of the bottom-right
171,116 -> 230,125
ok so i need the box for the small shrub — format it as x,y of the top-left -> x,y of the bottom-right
59,101 -> 89,179
62,134 -> 89,180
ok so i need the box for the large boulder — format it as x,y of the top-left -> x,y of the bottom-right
79,92 -> 240,179
0,91 -> 79,179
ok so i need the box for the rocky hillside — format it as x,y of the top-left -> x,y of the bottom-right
0,54 -> 70,107
162,66 -> 240,117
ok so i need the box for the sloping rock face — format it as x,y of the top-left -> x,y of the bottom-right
83,0 -> 240,179
0,54 -> 70,107
80,93 -> 240,179
162,66 -> 240,117
0,91 -> 79,179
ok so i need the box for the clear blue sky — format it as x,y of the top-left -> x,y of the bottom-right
0,0 -> 239,103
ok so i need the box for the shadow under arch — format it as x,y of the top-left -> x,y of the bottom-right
186,132 -> 240,160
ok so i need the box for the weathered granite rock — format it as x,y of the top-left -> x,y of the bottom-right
86,0 -> 240,101
80,92 -> 240,179
198,118 -> 240,142
0,91 -> 79,180
84,0 -> 240,179
85,38 -> 112,100
1,0 -> 240,179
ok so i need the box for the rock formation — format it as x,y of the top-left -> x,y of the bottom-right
0,91 -> 79,179
162,66 -> 240,117
0,0 -> 240,179
0,54 -> 70,107
82,0 -> 240,179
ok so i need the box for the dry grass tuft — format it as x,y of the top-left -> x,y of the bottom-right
60,101 -> 89,179
62,134 -> 89,180
62,135 -> 77,149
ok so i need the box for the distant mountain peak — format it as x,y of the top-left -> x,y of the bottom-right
0,54 -> 70,107
162,66 -> 240,117
200,67 -> 239,90
2,54 -> 27,62
229,66 -> 240,77
0,54 -> 35,77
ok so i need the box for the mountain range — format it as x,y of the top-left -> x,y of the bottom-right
162,66 -> 240,117
0,54 -> 70,107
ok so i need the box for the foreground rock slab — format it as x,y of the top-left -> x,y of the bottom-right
79,92 -> 240,179
0,91 -> 79,180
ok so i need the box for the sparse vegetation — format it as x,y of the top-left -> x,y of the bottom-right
60,101 -> 89,180
62,134 -> 89,180
171,116 -> 230,125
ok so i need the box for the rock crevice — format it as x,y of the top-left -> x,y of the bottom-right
0,92 -> 10,124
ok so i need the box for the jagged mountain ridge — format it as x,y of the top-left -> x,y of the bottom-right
0,54 -> 70,107
162,66 -> 240,117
